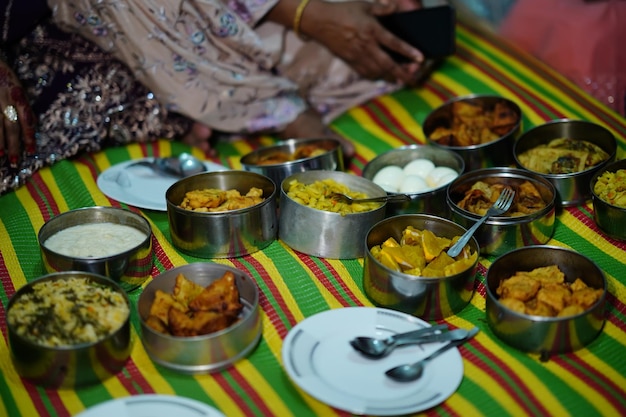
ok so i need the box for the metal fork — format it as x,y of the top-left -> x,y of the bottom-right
447,187 -> 516,257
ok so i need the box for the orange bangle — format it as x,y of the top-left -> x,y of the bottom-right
293,0 -> 312,40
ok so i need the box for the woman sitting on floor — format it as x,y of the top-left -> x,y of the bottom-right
1,0 -> 427,194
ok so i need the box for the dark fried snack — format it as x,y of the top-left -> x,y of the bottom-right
496,265 -> 603,317
429,99 -> 519,147
146,271 -> 243,337
457,180 -> 546,217
256,144 -> 327,165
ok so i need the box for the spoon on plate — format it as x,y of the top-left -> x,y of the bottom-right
128,153 -> 207,178
385,327 -> 480,382
351,325 -> 470,359
329,192 -> 411,205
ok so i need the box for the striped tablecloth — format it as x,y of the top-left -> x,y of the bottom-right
1,21 -> 626,417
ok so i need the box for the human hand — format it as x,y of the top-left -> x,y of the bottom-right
299,0 -> 424,84
0,60 -> 36,166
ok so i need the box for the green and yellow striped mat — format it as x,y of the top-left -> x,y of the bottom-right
1,22 -> 625,417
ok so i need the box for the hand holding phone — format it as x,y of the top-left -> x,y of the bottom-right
378,4 -> 456,62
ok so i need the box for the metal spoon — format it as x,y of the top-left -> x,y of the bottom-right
127,153 -> 207,178
385,327 -> 480,382
351,326 -> 470,359
329,192 -> 411,205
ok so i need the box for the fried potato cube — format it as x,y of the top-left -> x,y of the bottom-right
536,283 -> 572,313
557,304 -> 585,317
499,297 -> 526,314
181,189 -> 225,210
429,127 -> 453,145
521,265 -> 564,285
497,274 -> 541,302
524,299 -> 555,316
571,287 -> 603,310
569,278 -> 589,292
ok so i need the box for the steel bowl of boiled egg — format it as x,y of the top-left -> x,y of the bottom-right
362,145 -> 465,217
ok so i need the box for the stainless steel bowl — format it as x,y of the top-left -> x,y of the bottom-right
137,263 -> 262,373
362,144 -> 465,217
591,158 -> 626,240
7,272 -> 132,388
447,167 -> 556,257
423,94 -> 522,170
240,137 -> 343,189
363,214 -> 479,320
279,170 -> 387,259
38,206 -> 153,292
486,246 -> 607,356
166,170 -> 277,258
513,119 -> 617,207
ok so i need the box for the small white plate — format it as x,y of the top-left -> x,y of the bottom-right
74,394 -> 226,417
281,307 -> 464,415
97,158 -> 227,211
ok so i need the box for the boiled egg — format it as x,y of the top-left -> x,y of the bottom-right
399,175 -> 430,193
403,158 -> 435,179
373,165 -> 403,191
426,166 -> 458,187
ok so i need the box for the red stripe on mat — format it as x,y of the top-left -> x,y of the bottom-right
231,256 -> 296,337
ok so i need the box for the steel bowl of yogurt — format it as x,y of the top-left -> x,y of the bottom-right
38,206 -> 153,292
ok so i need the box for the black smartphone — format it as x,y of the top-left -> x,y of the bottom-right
378,3 -> 456,62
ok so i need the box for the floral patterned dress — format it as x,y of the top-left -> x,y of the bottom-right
48,0 -> 397,132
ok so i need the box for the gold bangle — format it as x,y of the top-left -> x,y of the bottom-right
293,0 -> 312,40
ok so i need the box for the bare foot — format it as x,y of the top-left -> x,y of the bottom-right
182,122 -> 215,155
280,109 -> 355,159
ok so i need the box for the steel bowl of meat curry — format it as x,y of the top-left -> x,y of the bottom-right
486,246 -> 607,357
240,137 -> 343,189
166,170 -> 277,258
514,119 -> 617,207
446,167 -> 556,257
423,94 -> 522,170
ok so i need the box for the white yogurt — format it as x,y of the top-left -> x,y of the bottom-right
44,222 -> 147,258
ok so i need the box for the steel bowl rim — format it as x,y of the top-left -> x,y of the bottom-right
363,143 -> 466,196
590,158 -> 626,210
165,170 -> 278,214
240,137 -> 342,167
7,271 -> 131,349
37,206 -> 152,261
281,170 -> 388,215
138,263 -> 260,341
365,213 -> 480,282
423,94 -> 522,150
447,167 -> 557,224
513,118 -> 618,179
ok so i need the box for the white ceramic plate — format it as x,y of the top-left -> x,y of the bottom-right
281,307 -> 464,415
97,158 -> 227,211
74,394 -> 226,417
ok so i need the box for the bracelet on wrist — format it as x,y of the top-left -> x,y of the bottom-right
293,0 -> 312,40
